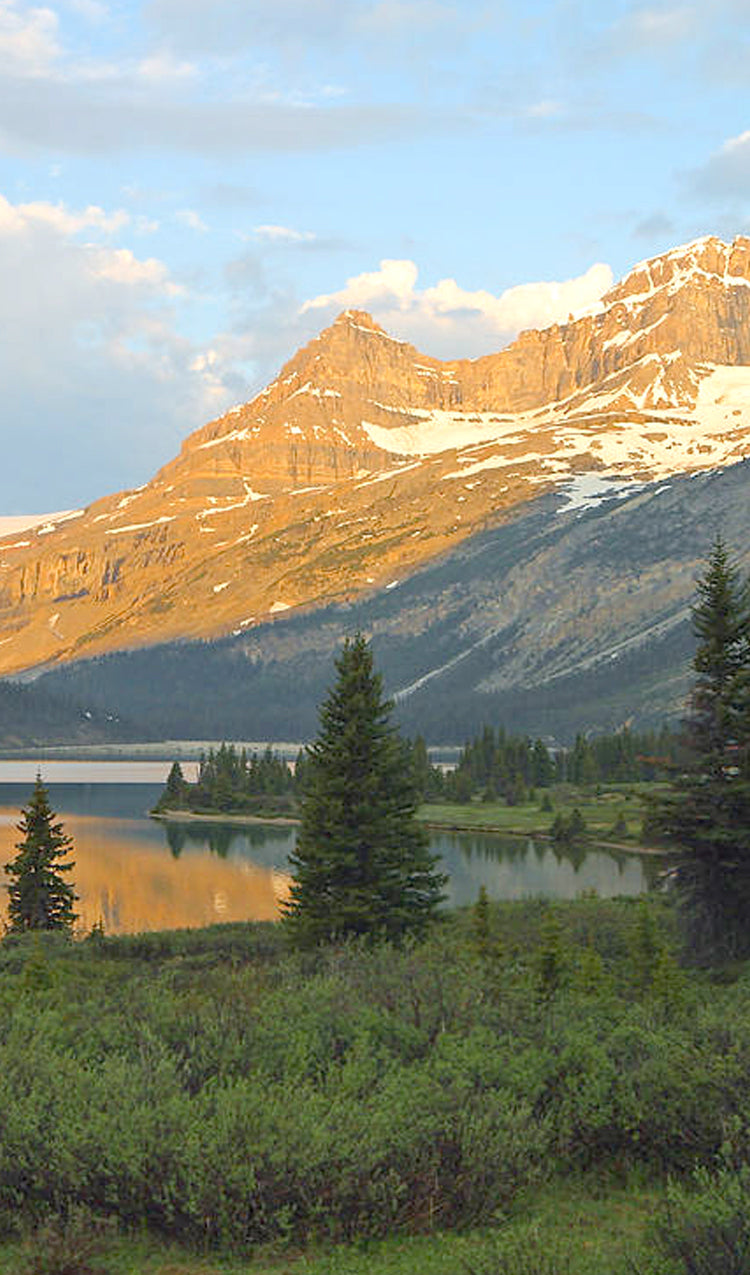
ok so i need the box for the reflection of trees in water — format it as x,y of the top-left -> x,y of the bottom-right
166,826 -> 186,859
453,830 -> 658,890
208,827 -> 232,859
457,834 -> 531,865
158,819 -> 296,867
549,839 -> 587,872
156,819 -> 663,899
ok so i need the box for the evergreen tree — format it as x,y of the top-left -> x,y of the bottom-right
531,739 -> 554,787
4,776 -> 77,934
409,735 -> 432,802
283,634 -> 446,946
160,761 -> 188,810
653,538 -> 750,960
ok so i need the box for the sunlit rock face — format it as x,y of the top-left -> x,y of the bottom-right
3,234 -> 750,678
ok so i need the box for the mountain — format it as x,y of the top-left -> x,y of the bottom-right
2,234 -> 750,683
34,460 -> 750,744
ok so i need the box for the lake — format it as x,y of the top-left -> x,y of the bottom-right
0,762 -> 658,934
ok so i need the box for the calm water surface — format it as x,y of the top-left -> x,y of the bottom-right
0,761 -> 657,934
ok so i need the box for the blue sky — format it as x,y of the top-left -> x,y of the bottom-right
1,0 -> 749,510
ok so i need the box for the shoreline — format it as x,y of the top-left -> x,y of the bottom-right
151,809 -> 301,827
152,807 -> 668,855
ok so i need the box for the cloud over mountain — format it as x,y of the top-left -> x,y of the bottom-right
301,258 -> 614,355
0,191 -> 237,509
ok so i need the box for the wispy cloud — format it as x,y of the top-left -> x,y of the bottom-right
632,211 -> 676,240
58,0 -> 108,19
0,78 -> 461,154
689,129 -> 750,199
136,54 -> 197,82
144,0 -> 473,55
176,207 -> 208,231
253,223 -> 316,243
619,5 -> 698,47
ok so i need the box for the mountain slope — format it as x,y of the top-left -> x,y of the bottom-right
3,235 -> 750,679
36,460 -> 750,743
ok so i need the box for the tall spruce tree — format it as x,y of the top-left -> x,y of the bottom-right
4,776 -> 78,934
654,537 -> 750,960
283,633 -> 446,946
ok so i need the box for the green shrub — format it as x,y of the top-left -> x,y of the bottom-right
0,905 -> 746,1255
635,1167 -> 750,1274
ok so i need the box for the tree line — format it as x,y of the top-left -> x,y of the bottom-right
155,710 -> 681,822
411,723 -> 681,805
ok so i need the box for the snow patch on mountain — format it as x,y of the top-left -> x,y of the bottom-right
693,364 -> 750,426
361,410 -> 519,456
0,510 -> 82,539
558,473 -> 648,511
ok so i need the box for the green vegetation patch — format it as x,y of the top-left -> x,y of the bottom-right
0,894 -> 741,1268
420,782 -> 665,847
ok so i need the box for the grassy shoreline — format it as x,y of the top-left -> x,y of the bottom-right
152,782 -> 669,856
151,808 -> 301,827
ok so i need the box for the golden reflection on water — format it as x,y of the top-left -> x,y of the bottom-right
0,809 -> 291,935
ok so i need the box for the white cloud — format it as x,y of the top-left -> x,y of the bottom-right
254,223 -> 317,243
724,129 -> 750,152
86,245 -> 181,291
0,192 -> 238,510
0,193 -> 129,235
136,53 -> 196,81
301,257 -> 613,354
302,258 -> 419,311
0,0 -> 59,77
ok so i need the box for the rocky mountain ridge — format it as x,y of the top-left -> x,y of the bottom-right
3,234 -> 750,678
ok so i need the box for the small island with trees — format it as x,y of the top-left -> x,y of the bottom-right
153,743 -> 304,820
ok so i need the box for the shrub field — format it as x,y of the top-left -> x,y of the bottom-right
2,899 -> 750,1272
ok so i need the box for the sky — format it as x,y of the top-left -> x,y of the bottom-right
1,0 -> 750,511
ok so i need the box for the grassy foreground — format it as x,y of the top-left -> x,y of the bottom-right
0,1178 -> 661,1273
1,899 -> 749,1274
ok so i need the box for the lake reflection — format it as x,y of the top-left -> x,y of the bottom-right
436,831 -> 659,908
0,770 -> 655,934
